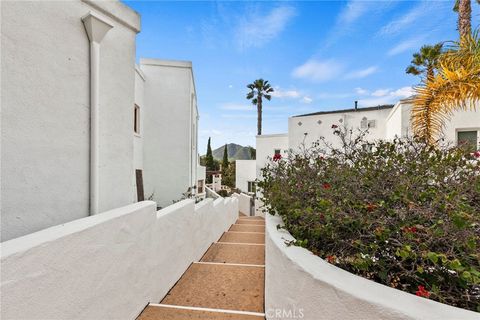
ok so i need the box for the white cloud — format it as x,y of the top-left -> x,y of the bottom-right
236,6 -> 296,49
292,59 -> 344,82
219,103 -> 253,111
355,87 -> 369,95
337,0 -> 371,25
371,89 -> 391,97
388,37 -> 425,56
271,88 -> 301,99
358,86 -> 414,106
379,3 -> 427,36
301,96 -> 313,104
344,66 -> 378,79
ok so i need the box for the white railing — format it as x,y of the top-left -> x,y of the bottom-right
1,198 -> 238,320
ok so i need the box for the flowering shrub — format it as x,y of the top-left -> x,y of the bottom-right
259,127 -> 480,312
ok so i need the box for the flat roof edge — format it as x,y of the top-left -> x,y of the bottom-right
140,58 -> 193,68
293,104 -> 395,118
82,0 -> 141,33
256,133 -> 288,138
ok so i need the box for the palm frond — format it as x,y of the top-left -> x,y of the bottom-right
411,32 -> 480,144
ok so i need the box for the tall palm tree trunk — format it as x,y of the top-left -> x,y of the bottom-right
458,0 -> 472,43
257,96 -> 262,135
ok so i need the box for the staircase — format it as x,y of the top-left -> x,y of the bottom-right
137,214 -> 266,319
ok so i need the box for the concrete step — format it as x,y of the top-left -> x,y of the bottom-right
235,220 -> 265,226
229,224 -> 265,233
238,216 -> 264,220
219,232 -> 265,244
201,243 -> 265,265
138,304 -> 264,320
161,263 -> 265,313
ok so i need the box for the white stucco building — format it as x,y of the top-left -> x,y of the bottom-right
1,0 -> 204,241
235,160 -> 256,193
243,100 -> 480,189
136,58 -> 201,208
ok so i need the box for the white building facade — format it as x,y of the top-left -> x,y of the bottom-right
247,101 -> 479,188
1,0 -> 202,241
136,58 -> 201,208
235,160 -> 256,193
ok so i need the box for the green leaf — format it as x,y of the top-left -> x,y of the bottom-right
427,252 -> 438,264
461,271 -> 472,282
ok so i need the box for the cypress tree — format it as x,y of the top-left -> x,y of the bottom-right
222,144 -> 229,170
206,137 -> 214,171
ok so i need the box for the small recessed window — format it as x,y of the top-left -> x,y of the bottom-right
274,149 -> 281,155
457,130 -> 478,150
134,105 -> 140,134
248,181 -> 256,193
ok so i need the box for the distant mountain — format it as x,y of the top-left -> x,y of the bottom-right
211,143 -> 255,160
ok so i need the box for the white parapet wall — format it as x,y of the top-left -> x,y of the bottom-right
265,214 -> 479,320
0,198 -> 238,320
232,193 -> 254,216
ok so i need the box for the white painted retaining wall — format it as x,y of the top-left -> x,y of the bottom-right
266,214 -> 479,320
0,198 -> 238,320
239,193 -> 252,216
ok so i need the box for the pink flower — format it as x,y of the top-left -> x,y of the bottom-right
415,285 -> 430,298
474,151 -> 480,158
273,153 -> 282,161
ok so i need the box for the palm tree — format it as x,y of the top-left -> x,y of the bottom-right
410,0 -> 480,144
246,79 -> 274,135
406,44 -> 443,80
411,32 -> 480,144
454,0 -> 479,42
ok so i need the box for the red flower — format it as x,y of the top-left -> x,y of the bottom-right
326,255 -> 335,263
273,153 -> 282,161
331,124 -> 338,129
403,226 -> 418,234
474,151 -> 480,158
415,285 -> 430,298
323,183 -> 331,189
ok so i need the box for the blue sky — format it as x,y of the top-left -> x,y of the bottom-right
125,0 -> 479,153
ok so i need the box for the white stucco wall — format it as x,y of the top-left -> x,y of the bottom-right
288,107 -> 393,152
1,197 -> 238,320
235,160 -> 256,193
238,193 -> 252,216
1,0 -> 139,241
140,59 -> 198,208
255,134 -> 289,180
265,214 -> 479,320
133,65 -> 146,201
386,101 -> 480,146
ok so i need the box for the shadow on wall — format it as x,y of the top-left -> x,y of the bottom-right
1,198 -> 238,319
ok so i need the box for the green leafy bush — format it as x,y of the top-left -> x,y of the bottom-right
259,127 -> 480,312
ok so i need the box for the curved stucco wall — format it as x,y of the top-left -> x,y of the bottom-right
265,214 -> 479,320
1,198 -> 238,320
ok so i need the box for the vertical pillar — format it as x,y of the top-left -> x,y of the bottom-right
82,12 -> 113,215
